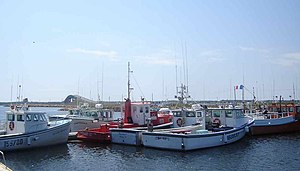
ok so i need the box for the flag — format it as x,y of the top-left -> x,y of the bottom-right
235,85 -> 244,90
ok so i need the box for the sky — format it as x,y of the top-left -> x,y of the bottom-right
0,0 -> 300,102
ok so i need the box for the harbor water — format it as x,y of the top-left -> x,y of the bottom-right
1,106 -> 300,171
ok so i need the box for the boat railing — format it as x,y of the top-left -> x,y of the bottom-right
0,151 -> 8,170
251,111 -> 293,119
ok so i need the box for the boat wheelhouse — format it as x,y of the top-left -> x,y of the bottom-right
0,105 -> 70,151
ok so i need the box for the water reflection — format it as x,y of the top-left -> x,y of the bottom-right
6,144 -> 69,171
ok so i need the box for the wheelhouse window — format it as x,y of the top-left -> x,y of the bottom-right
140,107 -> 144,113
33,114 -> 39,121
17,114 -> 25,121
289,107 -> 294,113
297,106 -> 300,113
213,110 -> 221,117
145,107 -> 149,113
40,114 -> 47,122
225,110 -> 233,118
26,114 -> 32,121
196,111 -> 203,117
7,114 -> 15,121
186,111 -> 195,117
173,111 -> 182,117
235,110 -> 243,118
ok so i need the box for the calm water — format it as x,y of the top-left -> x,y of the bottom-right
1,106 -> 300,171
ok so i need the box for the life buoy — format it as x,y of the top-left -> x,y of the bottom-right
9,121 -> 14,131
176,118 -> 184,127
213,118 -> 221,125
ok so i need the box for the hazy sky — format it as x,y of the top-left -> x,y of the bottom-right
1,0 -> 300,102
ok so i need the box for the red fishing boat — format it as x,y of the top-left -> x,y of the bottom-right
77,62 -> 173,142
249,99 -> 300,135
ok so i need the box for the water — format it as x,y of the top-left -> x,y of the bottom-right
1,106 -> 300,171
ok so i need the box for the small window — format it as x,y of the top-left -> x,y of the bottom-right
40,114 -> 45,121
213,110 -> 221,117
42,114 -> 47,121
282,108 -> 287,112
133,106 -> 137,112
297,106 -> 300,113
145,107 -> 149,113
7,114 -> 15,121
173,111 -> 182,117
289,107 -> 294,112
26,114 -> 32,121
17,114 -> 25,121
196,111 -> 202,117
235,110 -> 243,118
33,114 -> 39,121
186,111 -> 195,117
140,107 -> 143,113
225,110 -> 233,118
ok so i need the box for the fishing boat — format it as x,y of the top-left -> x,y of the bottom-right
0,105 -> 71,151
77,62 -> 173,142
49,104 -> 114,133
110,108 -> 204,146
249,100 -> 300,135
141,107 -> 253,151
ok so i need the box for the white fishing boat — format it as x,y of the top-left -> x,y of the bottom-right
142,107 -> 254,151
0,105 -> 70,151
49,105 -> 114,133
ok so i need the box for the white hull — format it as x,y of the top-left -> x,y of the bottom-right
0,120 -> 70,151
111,129 -> 143,146
142,125 -> 246,151
110,125 -> 201,146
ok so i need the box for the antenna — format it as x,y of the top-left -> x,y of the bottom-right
293,82 -> 296,100
127,62 -> 133,100
185,41 -> 189,93
181,41 -> 186,86
97,69 -> 100,102
102,63 -> 104,102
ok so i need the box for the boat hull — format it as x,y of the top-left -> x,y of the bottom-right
111,129 -> 143,146
76,125 -> 111,143
69,118 -> 110,132
0,120 -> 70,151
142,126 -> 246,151
250,119 -> 300,135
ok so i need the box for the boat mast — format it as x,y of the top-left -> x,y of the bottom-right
124,62 -> 133,123
127,62 -> 132,100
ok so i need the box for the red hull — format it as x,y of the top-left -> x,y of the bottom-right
77,125 -> 111,143
250,120 -> 300,135
76,123 -> 141,142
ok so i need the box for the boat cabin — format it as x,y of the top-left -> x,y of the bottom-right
6,110 -> 48,134
121,102 -> 151,126
172,109 -> 205,129
208,108 -> 247,128
267,103 -> 300,119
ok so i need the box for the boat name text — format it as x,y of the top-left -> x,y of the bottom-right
227,132 -> 239,140
4,138 -> 24,148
